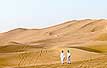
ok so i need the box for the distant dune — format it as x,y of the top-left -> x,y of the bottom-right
0,19 -> 107,68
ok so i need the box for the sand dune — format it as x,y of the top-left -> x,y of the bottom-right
0,19 -> 107,68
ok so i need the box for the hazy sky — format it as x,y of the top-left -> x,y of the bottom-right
0,0 -> 107,32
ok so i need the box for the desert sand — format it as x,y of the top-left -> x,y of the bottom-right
0,19 -> 107,68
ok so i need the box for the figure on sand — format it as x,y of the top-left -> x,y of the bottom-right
60,50 -> 71,64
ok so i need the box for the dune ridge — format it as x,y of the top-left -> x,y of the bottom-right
0,19 -> 107,68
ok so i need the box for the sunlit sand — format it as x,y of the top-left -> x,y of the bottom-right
0,19 -> 107,68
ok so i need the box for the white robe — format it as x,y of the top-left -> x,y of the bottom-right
60,53 -> 65,64
67,53 -> 71,63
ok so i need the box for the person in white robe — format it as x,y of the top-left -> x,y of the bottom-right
60,50 -> 65,64
67,50 -> 71,64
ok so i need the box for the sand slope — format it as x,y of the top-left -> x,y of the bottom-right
0,19 -> 107,68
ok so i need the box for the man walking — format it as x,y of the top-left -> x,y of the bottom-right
60,50 -> 65,64
67,50 -> 71,64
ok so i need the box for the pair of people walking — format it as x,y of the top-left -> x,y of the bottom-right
60,50 -> 71,64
